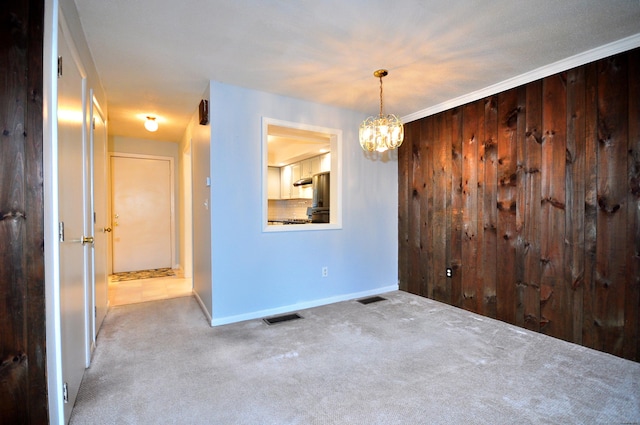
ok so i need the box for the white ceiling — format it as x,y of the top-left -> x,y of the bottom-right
73,0 -> 640,142
267,125 -> 331,166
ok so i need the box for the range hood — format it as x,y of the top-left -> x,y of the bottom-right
293,177 -> 312,187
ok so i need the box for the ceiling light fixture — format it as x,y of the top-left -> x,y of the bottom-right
359,69 -> 404,153
144,116 -> 158,132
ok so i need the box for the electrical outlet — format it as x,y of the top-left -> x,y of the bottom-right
446,267 -> 453,278
322,266 -> 328,277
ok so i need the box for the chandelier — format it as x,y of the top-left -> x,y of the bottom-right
359,69 -> 404,152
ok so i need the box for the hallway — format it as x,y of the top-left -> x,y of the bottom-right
108,272 -> 192,306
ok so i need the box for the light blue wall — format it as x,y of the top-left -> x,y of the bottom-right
191,86 -> 213,318
208,81 -> 398,324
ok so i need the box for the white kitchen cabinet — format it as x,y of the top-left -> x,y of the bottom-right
280,165 -> 292,199
281,163 -> 303,199
278,153 -> 328,200
289,163 -> 302,198
268,167 -> 281,199
310,156 -> 320,177
301,159 -> 312,179
301,157 -> 320,179
319,152 -> 331,172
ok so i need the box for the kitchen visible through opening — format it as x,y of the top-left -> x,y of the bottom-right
262,118 -> 342,232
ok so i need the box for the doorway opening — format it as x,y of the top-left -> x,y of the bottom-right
107,152 -> 192,306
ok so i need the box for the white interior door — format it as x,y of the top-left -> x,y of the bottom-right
111,155 -> 174,273
58,18 -> 90,424
91,97 -> 108,341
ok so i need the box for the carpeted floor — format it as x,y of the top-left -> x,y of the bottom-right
70,291 -> 640,424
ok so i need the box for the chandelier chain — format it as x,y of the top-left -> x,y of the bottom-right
379,76 -> 384,116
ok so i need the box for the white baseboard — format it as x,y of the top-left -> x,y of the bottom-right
210,284 -> 398,327
193,290 -> 213,324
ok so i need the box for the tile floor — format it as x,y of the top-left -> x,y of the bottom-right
108,273 -> 193,306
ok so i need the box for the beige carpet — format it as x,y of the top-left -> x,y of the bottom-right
70,291 -> 640,424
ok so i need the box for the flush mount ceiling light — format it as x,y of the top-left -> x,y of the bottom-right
359,69 -> 404,153
144,116 -> 158,132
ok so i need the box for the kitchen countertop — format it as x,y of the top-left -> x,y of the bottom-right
268,218 -> 312,225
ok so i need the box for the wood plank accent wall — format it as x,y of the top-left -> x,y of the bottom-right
0,0 -> 48,422
398,47 -> 640,361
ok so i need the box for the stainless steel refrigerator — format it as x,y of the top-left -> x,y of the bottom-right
311,171 -> 329,223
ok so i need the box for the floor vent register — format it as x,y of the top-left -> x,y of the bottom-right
263,313 -> 303,325
357,296 -> 387,305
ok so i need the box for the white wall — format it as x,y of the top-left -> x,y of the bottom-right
110,135 -> 179,157
207,81 -> 398,324
179,120 -> 194,279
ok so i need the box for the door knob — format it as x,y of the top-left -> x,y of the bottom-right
82,236 -> 94,245
103,227 -> 112,233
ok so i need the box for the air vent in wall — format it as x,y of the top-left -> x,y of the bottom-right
357,296 -> 387,305
263,313 -> 303,325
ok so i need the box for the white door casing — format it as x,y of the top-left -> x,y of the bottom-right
91,95 -> 108,343
110,154 -> 175,273
57,16 -> 90,424
182,143 -> 193,279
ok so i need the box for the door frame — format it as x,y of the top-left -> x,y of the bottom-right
109,152 -> 176,272
51,6 -> 93,423
44,1 -> 63,422
89,91 -> 108,350
181,142 -> 193,278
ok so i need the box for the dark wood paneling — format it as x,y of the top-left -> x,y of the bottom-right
514,87 -> 527,328
565,66 -> 586,345
441,110 -> 453,303
496,89 -> 520,324
420,117 -> 434,298
398,47 -> 640,361
540,73 -> 569,340
25,1 -> 47,422
461,101 -> 481,312
523,81 -> 543,332
407,121 -> 422,295
398,120 -> 411,293
482,97 -> 498,318
627,49 -> 640,360
450,108 -> 464,307
582,62 -> 599,350
0,0 -> 48,423
595,54 -> 629,356
433,113 -> 449,303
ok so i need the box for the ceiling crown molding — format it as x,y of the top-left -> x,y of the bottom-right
403,32 -> 640,123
